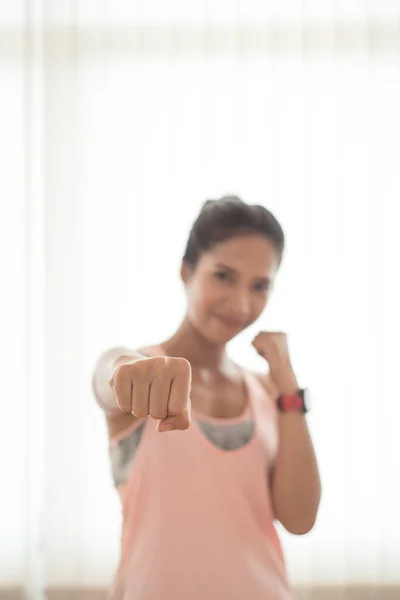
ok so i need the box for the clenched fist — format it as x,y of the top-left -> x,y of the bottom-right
252,331 -> 300,395
109,356 -> 192,433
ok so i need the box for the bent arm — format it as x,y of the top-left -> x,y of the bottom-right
260,374 -> 321,535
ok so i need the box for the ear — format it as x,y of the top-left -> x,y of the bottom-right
180,260 -> 192,285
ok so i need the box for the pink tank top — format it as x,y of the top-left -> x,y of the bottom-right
107,345 -> 295,600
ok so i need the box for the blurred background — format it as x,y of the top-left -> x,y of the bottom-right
1,1 -> 400,599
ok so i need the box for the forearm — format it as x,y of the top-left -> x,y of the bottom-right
92,346 -> 144,413
271,411 -> 321,535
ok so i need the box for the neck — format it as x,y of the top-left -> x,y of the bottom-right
161,317 -> 230,371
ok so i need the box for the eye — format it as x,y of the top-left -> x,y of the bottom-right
214,271 -> 229,281
254,281 -> 270,293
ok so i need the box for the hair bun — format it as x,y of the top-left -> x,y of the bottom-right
202,199 -> 216,208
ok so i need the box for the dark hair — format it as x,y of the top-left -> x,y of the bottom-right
182,195 -> 285,269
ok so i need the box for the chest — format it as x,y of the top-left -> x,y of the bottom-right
189,371 -> 248,419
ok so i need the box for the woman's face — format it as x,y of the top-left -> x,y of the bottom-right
182,234 -> 280,344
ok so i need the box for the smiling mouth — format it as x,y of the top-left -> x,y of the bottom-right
215,315 -> 247,329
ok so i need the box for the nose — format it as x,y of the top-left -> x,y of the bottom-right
228,288 -> 252,321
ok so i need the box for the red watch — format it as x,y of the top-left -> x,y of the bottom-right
277,388 -> 309,413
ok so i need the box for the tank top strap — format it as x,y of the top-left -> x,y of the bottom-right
239,368 -> 276,416
239,367 -> 280,466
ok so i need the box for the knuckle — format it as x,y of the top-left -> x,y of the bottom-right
151,356 -> 169,370
171,357 -> 191,375
132,359 -> 152,380
115,363 -> 133,381
134,356 -> 166,379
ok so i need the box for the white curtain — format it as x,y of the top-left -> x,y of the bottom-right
2,0 -> 400,596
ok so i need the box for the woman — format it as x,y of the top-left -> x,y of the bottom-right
92,196 -> 321,600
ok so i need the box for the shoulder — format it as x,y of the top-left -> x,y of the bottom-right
138,343 -> 166,357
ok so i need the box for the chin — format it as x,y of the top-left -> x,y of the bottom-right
205,324 -> 245,346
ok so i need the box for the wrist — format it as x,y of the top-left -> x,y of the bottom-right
276,388 -> 309,414
279,382 -> 300,395
270,371 -> 300,396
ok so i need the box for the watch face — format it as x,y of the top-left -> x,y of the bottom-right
281,394 -> 304,412
278,388 -> 310,413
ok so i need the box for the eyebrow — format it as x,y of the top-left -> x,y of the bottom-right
214,263 -> 271,284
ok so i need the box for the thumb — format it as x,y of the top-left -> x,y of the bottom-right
157,411 -> 191,433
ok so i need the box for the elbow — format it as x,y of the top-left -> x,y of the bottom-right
277,495 -> 321,536
271,472 -> 322,536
